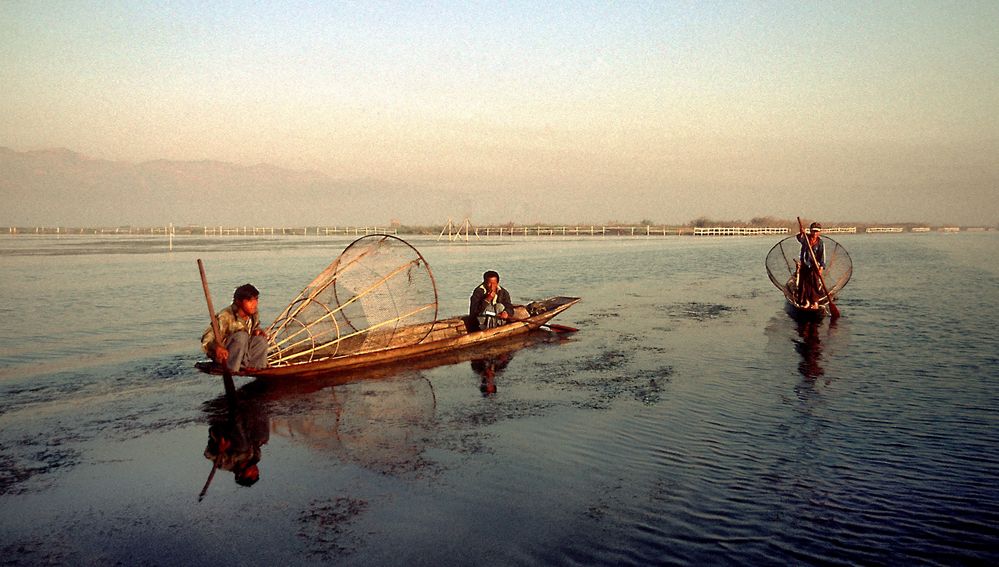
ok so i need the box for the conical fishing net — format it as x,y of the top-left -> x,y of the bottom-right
765,235 -> 852,304
267,235 -> 439,366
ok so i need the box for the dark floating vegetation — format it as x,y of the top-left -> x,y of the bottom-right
658,302 -> 741,322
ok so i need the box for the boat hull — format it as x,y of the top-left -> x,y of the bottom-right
198,296 -> 580,379
785,299 -> 826,320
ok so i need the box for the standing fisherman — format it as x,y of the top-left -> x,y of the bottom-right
796,222 -> 826,308
201,284 -> 268,373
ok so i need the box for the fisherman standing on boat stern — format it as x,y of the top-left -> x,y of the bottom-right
796,222 -> 827,309
469,270 -> 513,330
201,283 -> 268,373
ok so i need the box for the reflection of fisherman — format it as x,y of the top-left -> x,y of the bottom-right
795,223 -> 826,308
203,405 -> 270,487
795,319 -> 824,380
201,284 -> 268,373
469,271 -> 513,331
471,352 -> 513,396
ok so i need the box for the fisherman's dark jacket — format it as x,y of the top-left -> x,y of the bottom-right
469,284 -> 513,318
796,234 -> 826,269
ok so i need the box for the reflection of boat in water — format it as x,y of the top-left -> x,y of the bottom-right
197,235 -> 579,380
764,312 -> 850,384
197,330 -> 571,493
765,234 -> 853,318
471,347 -> 517,396
793,318 -> 824,380
269,376 -> 438,474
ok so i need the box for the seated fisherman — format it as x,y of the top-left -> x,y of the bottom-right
201,283 -> 268,372
469,270 -> 513,330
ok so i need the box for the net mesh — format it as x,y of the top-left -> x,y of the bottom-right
765,235 -> 853,304
266,235 -> 438,366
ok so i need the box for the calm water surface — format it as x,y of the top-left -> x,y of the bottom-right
1,233 -> 997,565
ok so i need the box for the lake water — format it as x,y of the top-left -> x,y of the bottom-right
1,233 -> 997,565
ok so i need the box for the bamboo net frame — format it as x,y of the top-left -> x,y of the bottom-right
266,235 -> 439,366
271,259 -> 425,352
765,235 -> 853,303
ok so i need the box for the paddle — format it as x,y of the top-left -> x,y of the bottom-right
542,323 -> 579,333
797,218 -> 841,318
502,315 -> 578,333
197,259 -> 237,399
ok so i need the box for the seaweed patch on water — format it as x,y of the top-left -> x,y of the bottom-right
297,497 -> 369,558
434,430 -> 496,458
458,400 -> 558,427
579,349 -> 629,372
133,356 -> 192,380
582,480 -> 625,522
0,535 -> 74,565
633,372 -> 669,405
575,306 -> 624,326
571,368 -> 672,410
727,288 -> 764,300
657,302 -> 741,322
0,440 -> 82,495
106,409 -> 201,439
528,347 -> 673,409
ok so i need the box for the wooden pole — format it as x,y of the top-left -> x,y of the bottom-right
197,259 -> 237,398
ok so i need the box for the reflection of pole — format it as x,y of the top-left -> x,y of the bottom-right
197,463 -> 217,502
198,259 -> 237,399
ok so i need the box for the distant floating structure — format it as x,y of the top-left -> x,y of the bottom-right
692,227 -> 788,236
912,227 -> 931,232
866,227 -> 904,233
821,227 -> 857,234
438,217 -> 479,242
939,227 -> 961,232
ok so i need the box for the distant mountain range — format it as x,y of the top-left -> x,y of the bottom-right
0,147 -> 469,226
5,146 -> 995,227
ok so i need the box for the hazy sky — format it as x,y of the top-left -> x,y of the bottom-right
2,1 -> 998,224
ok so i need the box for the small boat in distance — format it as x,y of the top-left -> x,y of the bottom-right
765,234 -> 853,318
197,235 -> 579,380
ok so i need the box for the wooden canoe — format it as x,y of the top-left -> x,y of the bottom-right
197,296 -> 580,379
785,299 -> 827,320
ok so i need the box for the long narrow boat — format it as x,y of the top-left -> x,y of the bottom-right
198,296 -> 579,379
198,235 -> 580,380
